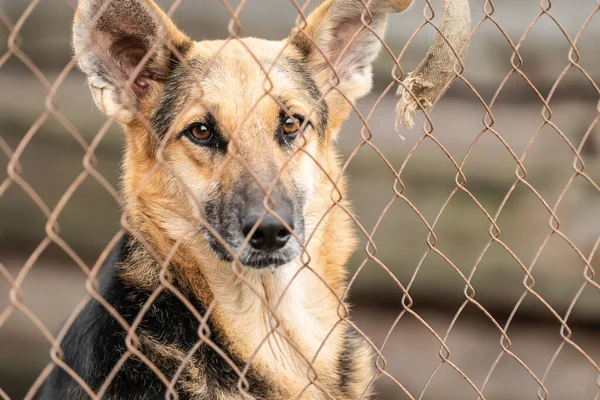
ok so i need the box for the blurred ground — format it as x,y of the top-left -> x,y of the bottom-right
1,0 -> 600,399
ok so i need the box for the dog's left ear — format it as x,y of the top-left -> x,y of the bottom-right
291,0 -> 412,102
73,0 -> 191,122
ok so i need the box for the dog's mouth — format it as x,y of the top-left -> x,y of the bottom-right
203,229 -> 303,269
236,250 -> 296,269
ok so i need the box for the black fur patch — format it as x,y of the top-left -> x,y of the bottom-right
338,327 -> 369,397
280,55 -> 329,134
40,233 -> 275,399
151,56 -> 203,141
290,32 -> 313,63
338,330 -> 353,396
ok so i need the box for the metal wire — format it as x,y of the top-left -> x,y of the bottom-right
0,0 -> 599,399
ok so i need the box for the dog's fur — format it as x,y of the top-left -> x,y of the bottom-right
41,0 -> 412,398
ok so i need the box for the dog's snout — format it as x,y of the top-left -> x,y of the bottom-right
242,203 -> 294,252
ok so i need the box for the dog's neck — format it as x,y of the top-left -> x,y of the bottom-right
204,258 -> 345,392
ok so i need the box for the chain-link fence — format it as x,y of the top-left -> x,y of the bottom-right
1,0 -> 599,399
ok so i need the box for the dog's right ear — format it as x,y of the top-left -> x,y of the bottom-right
73,0 -> 191,122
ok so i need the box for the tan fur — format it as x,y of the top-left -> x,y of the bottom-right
72,0 -> 414,398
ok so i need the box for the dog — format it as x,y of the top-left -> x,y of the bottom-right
41,0 -> 414,398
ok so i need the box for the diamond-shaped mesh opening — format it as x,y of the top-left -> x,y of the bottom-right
1,0 -> 599,399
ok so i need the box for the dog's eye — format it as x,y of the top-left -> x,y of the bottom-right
283,116 -> 301,136
280,114 -> 306,144
186,123 -> 213,143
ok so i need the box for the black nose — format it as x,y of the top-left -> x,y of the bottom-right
242,207 -> 294,252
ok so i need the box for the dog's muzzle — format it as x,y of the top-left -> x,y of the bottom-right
203,187 -> 304,269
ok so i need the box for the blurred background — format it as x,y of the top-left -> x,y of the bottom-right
1,0 -> 599,399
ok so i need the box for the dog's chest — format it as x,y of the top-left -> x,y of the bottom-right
212,264 -> 343,397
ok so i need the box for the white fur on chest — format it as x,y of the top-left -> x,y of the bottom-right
212,259 -> 340,381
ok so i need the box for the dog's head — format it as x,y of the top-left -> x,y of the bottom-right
73,0 -> 412,269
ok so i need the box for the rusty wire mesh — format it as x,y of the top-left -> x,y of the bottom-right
1,0 -> 599,399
